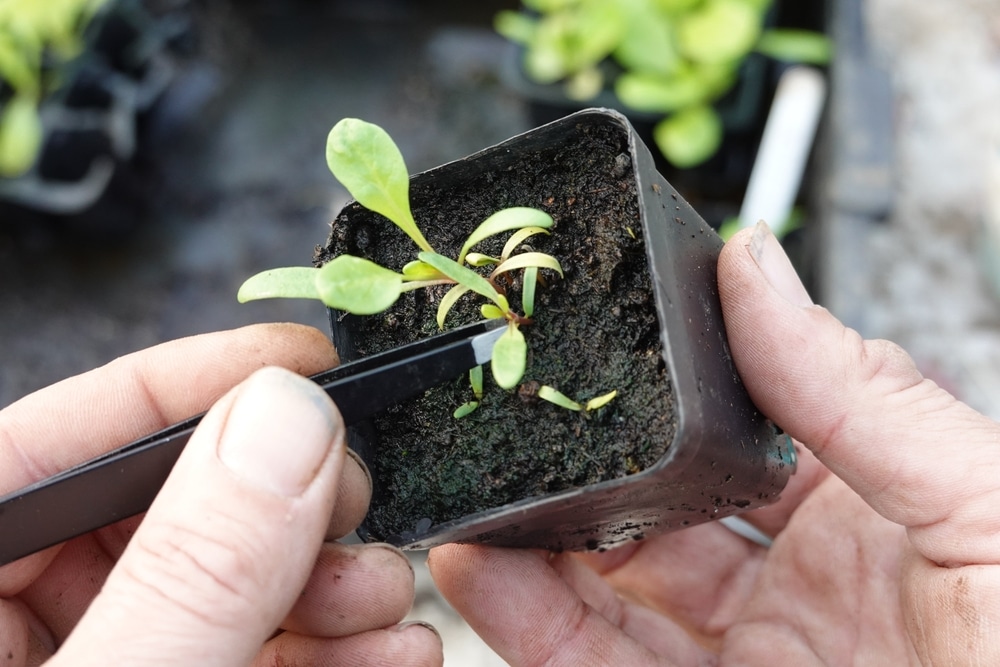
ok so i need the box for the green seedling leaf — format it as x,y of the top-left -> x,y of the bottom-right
465,253 -> 500,267
237,267 -> 322,303
453,401 -> 480,419
564,66 -> 603,101
402,260 -> 444,280
494,10 -> 537,45
614,4 -> 679,76
418,251 -> 505,308
491,323 -> 527,389
326,118 -> 433,252
481,304 -> 506,320
676,0 -> 761,64
458,207 -> 554,265
756,29 -> 834,65
437,284 -> 471,329
653,105 -> 723,168
523,0 -> 583,11
501,226 -> 551,261
522,266 -> 538,318
615,68 -> 715,113
0,94 -> 42,176
537,385 -> 583,411
571,0 -> 627,70
585,390 -> 618,411
652,0 -> 702,13
491,252 -> 564,279
470,365 -> 484,400
315,255 -> 403,314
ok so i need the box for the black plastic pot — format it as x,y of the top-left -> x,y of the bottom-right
499,40 -> 771,214
323,108 -> 794,552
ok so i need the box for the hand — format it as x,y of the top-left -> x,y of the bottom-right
428,222 -> 1000,665
0,324 -> 442,666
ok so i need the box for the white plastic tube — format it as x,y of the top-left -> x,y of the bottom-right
739,66 -> 828,233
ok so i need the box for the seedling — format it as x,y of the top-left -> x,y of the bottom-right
453,366 -> 485,418
239,118 -> 563,391
0,0 -> 110,175
537,385 -> 618,414
495,0 -> 832,168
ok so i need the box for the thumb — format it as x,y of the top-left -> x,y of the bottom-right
718,222 -> 1000,568
52,367 -> 346,666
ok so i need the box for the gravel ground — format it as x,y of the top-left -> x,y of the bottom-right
1,0 -> 998,664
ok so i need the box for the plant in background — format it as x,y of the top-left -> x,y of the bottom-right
0,0 -> 109,176
495,0 -> 832,168
239,118 -> 563,393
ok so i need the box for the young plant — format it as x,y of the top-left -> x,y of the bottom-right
537,385 -> 619,414
495,0 -> 832,168
238,118 -> 562,391
0,0 -> 110,175
453,366 -> 485,418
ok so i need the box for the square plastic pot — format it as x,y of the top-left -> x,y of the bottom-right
326,108 -> 795,552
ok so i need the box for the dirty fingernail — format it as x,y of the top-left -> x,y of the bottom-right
391,620 -> 441,640
748,220 -> 814,307
364,542 -> 414,575
218,367 -> 340,497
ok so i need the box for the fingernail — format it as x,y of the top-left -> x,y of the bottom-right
345,448 -> 372,494
391,620 -> 441,640
363,542 -> 414,575
218,367 -> 340,497
748,220 -> 814,307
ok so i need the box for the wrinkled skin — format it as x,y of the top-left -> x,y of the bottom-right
429,224 -> 1000,666
0,324 -> 442,666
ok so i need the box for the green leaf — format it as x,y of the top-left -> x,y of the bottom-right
537,385 -> 583,411
676,0 -> 762,64
402,260 -> 444,280
458,207 -> 554,264
501,226 -> 551,261
417,251 -> 505,308
453,401 -> 480,419
491,252 -> 564,279
0,94 -> 41,176
614,4 -> 680,76
653,106 -> 723,168
0,32 -> 40,94
523,0 -> 583,11
436,285 -> 471,329
522,266 -> 538,318
237,267 -> 322,303
470,365 -> 484,400
652,0 -> 703,13
756,29 -> 833,65
564,66 -> 603,101
494,10 -> 537,45
585,390 -> 618,411
481,304 -> 506,319
465,253 -> 500,267
571,1 -> 628,69
615,69 -> 716,113
326,118 -> 433,252
315,255 -> 404,314
491,323 -> 527,389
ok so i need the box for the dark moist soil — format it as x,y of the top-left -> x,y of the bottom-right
317,121 -> 676,541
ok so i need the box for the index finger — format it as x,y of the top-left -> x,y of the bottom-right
0,323 -> 338,496
0,324 -> 338,583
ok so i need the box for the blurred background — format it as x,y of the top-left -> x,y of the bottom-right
1,0 -> 998,663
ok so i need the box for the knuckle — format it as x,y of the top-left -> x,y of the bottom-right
119,512 -> 266,626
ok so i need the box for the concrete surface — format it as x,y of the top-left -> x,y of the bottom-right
1,0 -> 998,663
